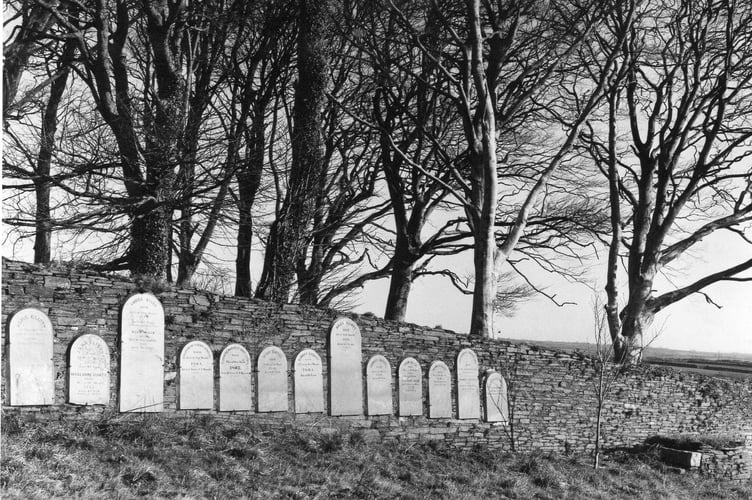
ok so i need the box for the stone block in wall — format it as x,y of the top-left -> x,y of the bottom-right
44,276 -> 71,289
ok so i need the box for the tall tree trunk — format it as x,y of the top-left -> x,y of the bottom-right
467,127 -> 500,338
33,41 -> 75,263
465,0 -> 500,338
470,223 -> 497,337
384,235 -> 419,321
261,0 -> 330,302
129,205 -> 171,277
235,124 -> 264,297
614,300 -> 653,364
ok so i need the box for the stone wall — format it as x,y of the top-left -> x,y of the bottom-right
700,444 -> 752,482
3,259 -> 751,454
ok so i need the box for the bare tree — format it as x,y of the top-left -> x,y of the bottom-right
589,297 -> 660,468
374,0 -> 627,335
23,0 -> 257,280
582,0 -> 752,363
3,0 -> 55,117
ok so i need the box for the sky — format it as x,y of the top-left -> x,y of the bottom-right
354,228 -> 752,355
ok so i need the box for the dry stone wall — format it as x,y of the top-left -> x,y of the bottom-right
2,259 -> 751,454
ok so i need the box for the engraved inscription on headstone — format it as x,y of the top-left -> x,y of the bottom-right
484,371 -> 508,423
398,357 -> 422,416
294,349 -> 324,413
219,344 -> 252,411
68,334 -> 110,405
119,293 -> 165,412
179,340 -> 214,410
8,308 -> 55,405
456,348 -> 480,419
366,355 -> 393,416
428,360 -> 452,418
328,317 -> 363,415
257,346 -> 288,412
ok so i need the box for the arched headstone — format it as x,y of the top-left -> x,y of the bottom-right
219,344 -> 252,411
179,340 -> 214,410
257,346 -> 288,412
8,308 -> 54,405
294,349 -> 324,413
398,357 -> 422,416
328,317 -> 363,415
428,360 -> 452,418
366,355 -> 393,415
456,348 -> 480,419
119,293 -> 164,412
484,371 -> 508,423
68,334 -> 110,405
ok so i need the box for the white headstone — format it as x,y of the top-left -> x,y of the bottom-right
68,334 -> 110,405
8,308 -> 55,405
398,357 -> 422,416
456,348 -> 480,419
428,360 -> 452,418
257,346 -> 288,412
328,317 -> 363,415
119,293 -> 164,412
294,349 -> 324,413
484,371 -> 508,423
366,355 -> 393,416
219,344 -> 252,411
179,340 -> 214,410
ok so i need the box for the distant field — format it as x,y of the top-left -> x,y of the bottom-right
510,340 -> 752,379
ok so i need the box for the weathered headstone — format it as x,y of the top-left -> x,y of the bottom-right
398,357 -> 422,416
294,349 -> 324,413
428,360 -> 452,418
68,334 -> 110,405
179,340 -> 214,410
119,293 -> 164,412
328,317 -> 363,415
257,346 -> 288,412
219,344 -> 252,411
366,355 -> 393,415
456,348 -> 480,419
8,308 -> 55,405
484,371 -> 508,423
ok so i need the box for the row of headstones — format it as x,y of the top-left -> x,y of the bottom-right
6,294 -> 509,422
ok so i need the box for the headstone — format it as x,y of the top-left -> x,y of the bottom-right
294,349 -> 325,413
68,334 -> 110,405
257,346 -> 288,412
8,308 -> 55,405
484,371 -> 508,423
366,355 -> 393,415
119,293 -> 164,412
179,341 -> 214,410
219,344 -> 252,411
328,317 -> 363,415
398,357 -> 422,416
428,360 -> 452,418
456,348 -> 480,419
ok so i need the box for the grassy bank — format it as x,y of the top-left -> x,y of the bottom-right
2,414 -> 749,499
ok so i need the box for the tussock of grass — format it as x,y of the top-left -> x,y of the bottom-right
2,415 -> 750,499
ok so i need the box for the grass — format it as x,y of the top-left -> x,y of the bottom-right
2,414 -> 750,499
